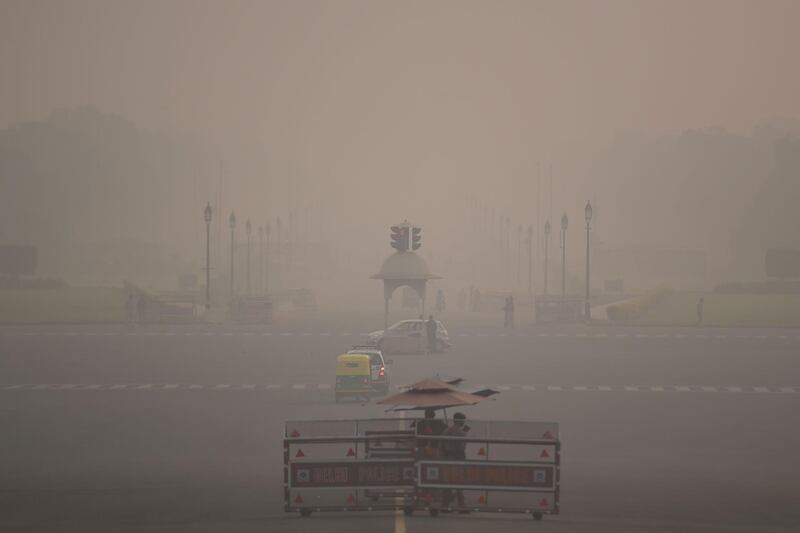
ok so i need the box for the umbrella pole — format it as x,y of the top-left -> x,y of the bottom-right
443,407 -> 448,423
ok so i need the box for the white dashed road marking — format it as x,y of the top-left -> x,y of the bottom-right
1,383 -> 796,394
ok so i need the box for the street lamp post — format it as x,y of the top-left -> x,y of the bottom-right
584,201 -> 593,320
265,223 -> 270,292
517,224 -> 522,285
229,211 -> 236,302
561,213 -> 569,303
204,202 -> 212,310
245,219 -> 252,296
543,220 -> 551,297
527,224 -> 533,298
258,225 -> 264,295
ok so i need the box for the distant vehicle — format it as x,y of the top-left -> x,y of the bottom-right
347,346 -> 389,394
335,353 -> 379,402
367,319 -> 451,354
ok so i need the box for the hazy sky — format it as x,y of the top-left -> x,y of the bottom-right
3,0 -> 798,138
1,0 -> 799,266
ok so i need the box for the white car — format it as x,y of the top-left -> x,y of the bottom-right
367,319 -> 451,354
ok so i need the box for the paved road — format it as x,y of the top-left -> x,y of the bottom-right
1,319 -> 799,532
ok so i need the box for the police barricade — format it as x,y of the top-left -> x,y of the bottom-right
284,418 -> 561,519
284,418 -> 418,515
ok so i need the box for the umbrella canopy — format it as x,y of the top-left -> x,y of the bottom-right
377,377 -> 494,411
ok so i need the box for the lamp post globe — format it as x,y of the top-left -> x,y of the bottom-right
561,213 -> 569,231
204,203 -> 212,224
544,219 -> 551,235
585,201 -> 593,224
229,212 -> 236,230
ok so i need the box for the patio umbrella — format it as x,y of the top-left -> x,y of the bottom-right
377,377 -> 495,411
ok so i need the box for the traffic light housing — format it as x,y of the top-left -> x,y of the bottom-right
411,226 -> 422,250
390,225 -> 408,252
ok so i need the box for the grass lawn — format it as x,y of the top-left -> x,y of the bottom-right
637,291 -> 800,328
0,287 -> 127,323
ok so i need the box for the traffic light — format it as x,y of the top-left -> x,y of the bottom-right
411,226 -> 422,250
390,225 -> 408,251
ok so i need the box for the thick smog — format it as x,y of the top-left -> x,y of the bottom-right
1,1 -> 799,532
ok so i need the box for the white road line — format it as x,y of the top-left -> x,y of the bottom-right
596,333 -> 608,337
615,333 -> 628,338
537,333 -> 549,337
262,332 -> 272,336
320,333 -> 331,336
4,382 -> 796,394
635,334 -> 647,338
575,333 -> 586,338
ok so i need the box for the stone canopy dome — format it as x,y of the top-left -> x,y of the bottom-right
371,251 -> 440,280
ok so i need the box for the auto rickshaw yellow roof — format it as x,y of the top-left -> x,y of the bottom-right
337,353 -> 371,362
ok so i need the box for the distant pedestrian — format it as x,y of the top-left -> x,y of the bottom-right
136,294 -> 147,324
126,293 -> 136,323
425,314 -> 438,355
457,288 -> 466,311
696,297 -> 704,326
503,296 -> 515,329
435,289 -> 446,313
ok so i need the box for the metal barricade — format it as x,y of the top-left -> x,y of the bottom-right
284,418 -> 561,519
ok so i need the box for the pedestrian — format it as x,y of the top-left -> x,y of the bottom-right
425,314 -> 438,355
416,408 -> 446,456
696,297 -> 704,326
436,289 -> 446,313
136,294 -> 147,324
503,296 -> 515,328
125,293 -> 136,323
442,412 -> 469,510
